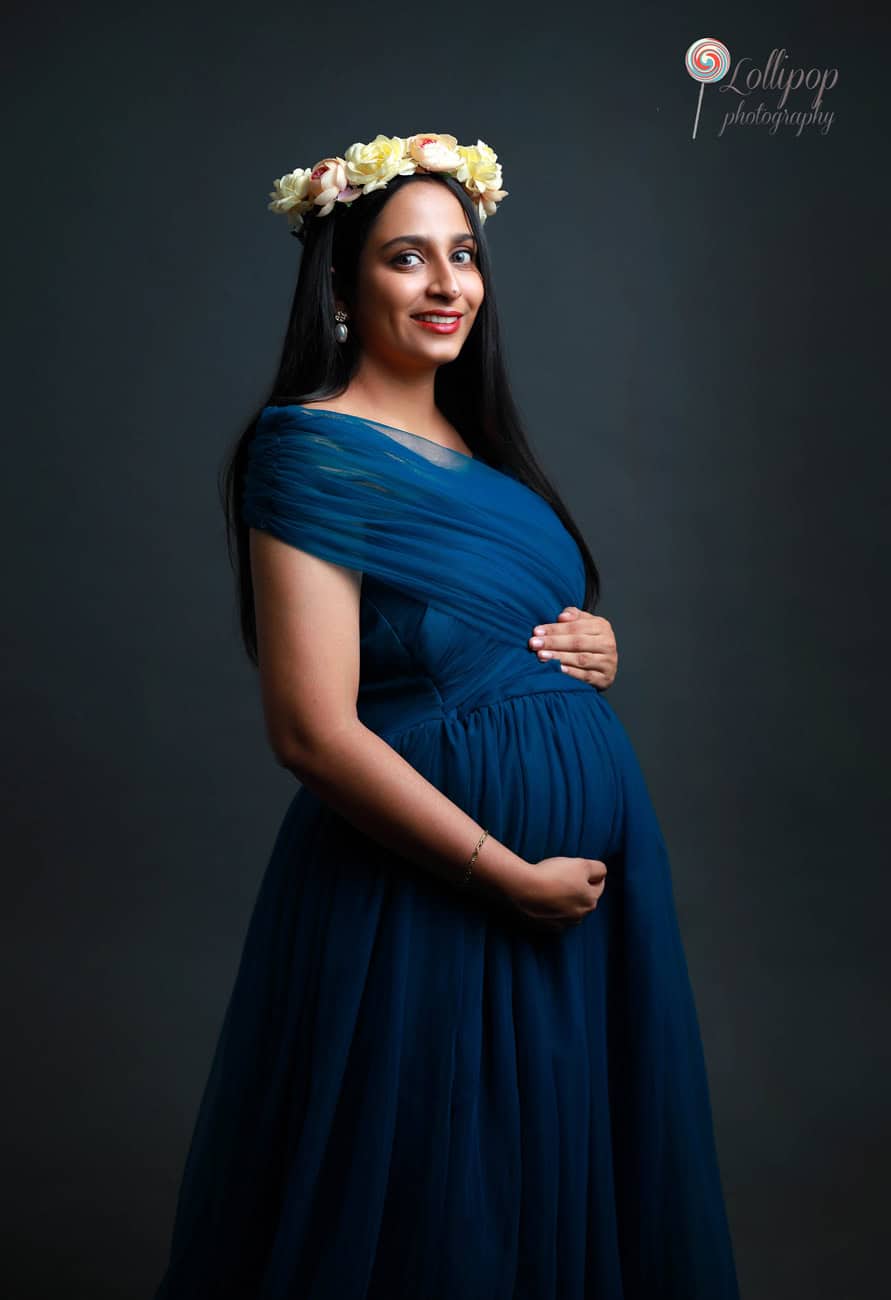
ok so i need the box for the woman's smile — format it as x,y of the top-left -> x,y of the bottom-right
411,312 -> 463,333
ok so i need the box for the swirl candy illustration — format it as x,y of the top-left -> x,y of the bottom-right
685,37 -> 732,139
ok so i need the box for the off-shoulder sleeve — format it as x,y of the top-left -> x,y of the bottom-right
242,412 -> 376,573
241,403 -> 586,648
241,403 -> 493,595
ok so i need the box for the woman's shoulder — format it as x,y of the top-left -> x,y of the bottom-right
297,398 -> 351,414
257,398 -> 360,433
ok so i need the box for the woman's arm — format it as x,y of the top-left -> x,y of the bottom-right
249,527 -> 532,905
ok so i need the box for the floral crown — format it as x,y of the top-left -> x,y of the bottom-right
267,133 -> 508,240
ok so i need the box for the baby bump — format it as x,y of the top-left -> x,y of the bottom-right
387,688 -> 624,867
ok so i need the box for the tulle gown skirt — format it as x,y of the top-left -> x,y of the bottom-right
154,682 -> 740,1299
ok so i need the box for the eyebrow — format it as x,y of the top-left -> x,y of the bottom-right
378,232 -> 478,252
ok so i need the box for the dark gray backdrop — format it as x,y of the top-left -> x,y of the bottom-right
3,1 -> 887,1297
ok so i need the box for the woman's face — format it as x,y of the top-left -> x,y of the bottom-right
349,181 -> 485,370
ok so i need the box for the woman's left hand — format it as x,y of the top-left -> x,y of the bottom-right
528,608 -> 617,690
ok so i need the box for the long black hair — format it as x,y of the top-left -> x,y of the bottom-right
221,171 -> 600,665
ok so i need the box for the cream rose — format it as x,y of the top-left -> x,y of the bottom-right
477,190 -> 508,222
455,140 -> 504,196
405,132 -> 463,172
267,168 -> 312,214
454,141 -> 508,222
343,135 -> 417,194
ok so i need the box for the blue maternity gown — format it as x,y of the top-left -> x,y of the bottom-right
154,403 -> 740,1299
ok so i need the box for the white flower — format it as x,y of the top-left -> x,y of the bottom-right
405,132 -> 463,172
268,168 -> 312,213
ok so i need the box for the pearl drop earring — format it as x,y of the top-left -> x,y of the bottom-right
334,308 -> 349,343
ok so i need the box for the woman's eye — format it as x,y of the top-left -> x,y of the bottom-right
392,249 -> 475,267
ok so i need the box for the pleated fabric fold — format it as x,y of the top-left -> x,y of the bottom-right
241,404 -> 587,648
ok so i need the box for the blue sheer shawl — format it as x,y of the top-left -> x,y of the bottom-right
241,404 -> 587,648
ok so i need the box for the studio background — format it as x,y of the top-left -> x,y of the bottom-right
3,2 -> 886,1297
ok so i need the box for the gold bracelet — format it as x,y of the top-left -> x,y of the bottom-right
460,828 -> 489,887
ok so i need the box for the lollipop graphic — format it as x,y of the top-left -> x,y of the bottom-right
685,37 -> 731,139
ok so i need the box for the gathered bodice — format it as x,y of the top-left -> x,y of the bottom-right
355,575 -> 593,740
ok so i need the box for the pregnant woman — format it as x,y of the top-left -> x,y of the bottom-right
154,132 -> 741,1299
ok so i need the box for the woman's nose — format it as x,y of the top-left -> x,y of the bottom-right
428,260 -> 460,297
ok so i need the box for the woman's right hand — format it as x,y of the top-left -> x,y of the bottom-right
507,857 -> 607,934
